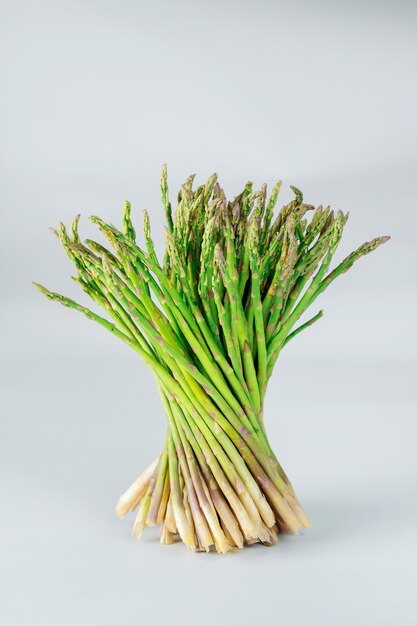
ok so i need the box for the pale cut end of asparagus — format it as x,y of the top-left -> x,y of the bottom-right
261,524 -> 279,547
132,484 -> 153,539
172,495 -> 197,551
164,494 -> 177,534
115,457 -> 159,518
212,534 -> 233,554
160,523 -> 175,545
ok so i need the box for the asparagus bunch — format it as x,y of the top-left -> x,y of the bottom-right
34,167 -> 389,552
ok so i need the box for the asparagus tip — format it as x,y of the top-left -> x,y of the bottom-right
32,282 -> 52,297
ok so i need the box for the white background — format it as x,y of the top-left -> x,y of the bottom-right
1,1 -> 416,624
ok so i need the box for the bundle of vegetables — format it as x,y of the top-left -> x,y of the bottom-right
34,167 -> 389,552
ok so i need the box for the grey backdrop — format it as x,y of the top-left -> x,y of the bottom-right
1,1 -> 416,625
